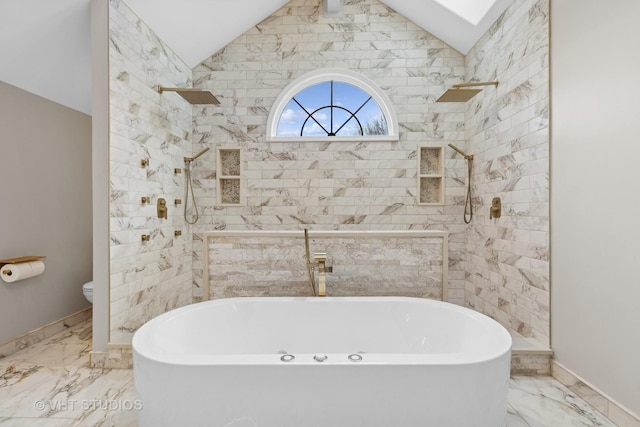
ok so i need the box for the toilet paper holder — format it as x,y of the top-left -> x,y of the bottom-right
1,256 -> 46,278
0,256 -> 46,270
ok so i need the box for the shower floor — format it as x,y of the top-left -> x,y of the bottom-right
0,320 -> 617,426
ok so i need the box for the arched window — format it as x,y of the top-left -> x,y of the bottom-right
267,69 -> 398,142
278,81 -> 386,137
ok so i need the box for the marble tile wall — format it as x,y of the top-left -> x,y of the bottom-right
104,0 -> 551,351
463,0 -> 550,346
511,353 -> 551,376
204,233 -> 445,300
191,0 -> 468,304
108,0 -> 193,344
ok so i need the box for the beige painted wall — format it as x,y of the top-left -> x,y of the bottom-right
551,0 -> 640,417
0,80 -> 92,344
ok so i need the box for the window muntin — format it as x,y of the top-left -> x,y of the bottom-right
267,69 -> 398,142
276,81 -> 388,137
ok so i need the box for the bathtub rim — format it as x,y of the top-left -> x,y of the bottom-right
132,296 -> 512,367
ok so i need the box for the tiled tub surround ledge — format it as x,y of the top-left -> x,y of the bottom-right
511,336 -> 553,376
0,307 -> 91,360
90,344 -> 133,370
200,230 -> 449,301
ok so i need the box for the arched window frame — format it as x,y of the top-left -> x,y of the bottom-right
267,69 -> 399,142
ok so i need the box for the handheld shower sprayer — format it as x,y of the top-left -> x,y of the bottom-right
183,147 -> 210,224
448,144 -> 474,224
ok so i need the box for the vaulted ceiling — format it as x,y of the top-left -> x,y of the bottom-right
0,0 -> 511,115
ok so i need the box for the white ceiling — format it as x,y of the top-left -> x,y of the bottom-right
0,0 -> 511,116
0,0 -> 92,114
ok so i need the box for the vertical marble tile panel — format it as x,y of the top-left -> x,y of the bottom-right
462,0 -> 550,347
109,0 -> 194,344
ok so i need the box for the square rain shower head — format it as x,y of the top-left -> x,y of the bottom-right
436,88 -> 482,102
174,90 -> 220,105
158,87 -> 221,105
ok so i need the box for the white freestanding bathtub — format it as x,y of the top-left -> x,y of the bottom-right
132,297 -> 512,427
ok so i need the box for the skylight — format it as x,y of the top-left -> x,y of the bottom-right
433,0 -> 496,26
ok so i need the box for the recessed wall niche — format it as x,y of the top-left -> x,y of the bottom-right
417,145 -> 444,205
217,148 -> 242,205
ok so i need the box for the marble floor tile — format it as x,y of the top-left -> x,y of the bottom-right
0,322 -> 92,369
0,320 -> 620,427
0,419 -> 76,426
508,403 -> 534,427
0,364 -> 134,419
509,376 -> 617,427
0,320 -> 137,426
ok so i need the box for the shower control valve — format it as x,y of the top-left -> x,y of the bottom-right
490,197 -> 502,219
157,198 -> 168,219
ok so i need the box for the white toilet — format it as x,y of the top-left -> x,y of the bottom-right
83,281 -> 93,304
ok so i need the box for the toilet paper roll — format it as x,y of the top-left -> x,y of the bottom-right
1,261 -> 46,283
